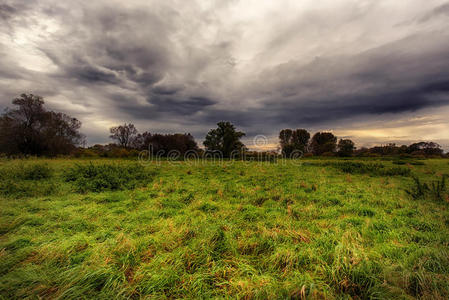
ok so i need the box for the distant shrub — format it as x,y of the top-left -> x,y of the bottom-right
63,163 -> 153,193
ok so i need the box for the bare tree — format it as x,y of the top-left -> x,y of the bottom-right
109,123 -> 138,148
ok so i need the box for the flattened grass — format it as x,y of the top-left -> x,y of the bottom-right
0,158 -> 448,298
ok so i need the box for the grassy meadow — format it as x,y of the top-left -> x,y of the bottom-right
1,157 -> 449,299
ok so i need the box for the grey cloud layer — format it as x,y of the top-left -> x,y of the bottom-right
1,0 -> 449,145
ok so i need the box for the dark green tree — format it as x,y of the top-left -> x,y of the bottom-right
337,139 -> 355,157
407,142 -> 443,156
203,121 -> 245,157
279,128 -> 310,157
134,132 -> 199,155
310,132 -> 337,155
279,129 -> 293,157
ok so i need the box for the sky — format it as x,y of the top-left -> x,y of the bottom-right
1,0 -> 449,150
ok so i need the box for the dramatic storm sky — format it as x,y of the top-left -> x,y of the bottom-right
1,0 -> 449,150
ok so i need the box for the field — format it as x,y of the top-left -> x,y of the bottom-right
1,158 -> 449,299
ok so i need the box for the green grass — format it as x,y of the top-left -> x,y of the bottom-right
1,158 -> 449,299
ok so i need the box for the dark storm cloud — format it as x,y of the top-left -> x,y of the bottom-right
420,3 -> 449,22
31,1 -> 172,93
149,96 -> 216,114
0,4 -> 15,20
245,31 -> 449,126
73,65 -> 121,85
422,80 -> 449,93
268,81 -> 449,125
116,94 -> 217,118
1,0 -> 449,146
189,31 -> 449,134
152,84 -> 184,96
0,1 -> 33,22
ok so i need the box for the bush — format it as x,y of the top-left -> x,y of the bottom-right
406,175 -> 448,202
20,163 -> 53,180
63,163 -> 154,193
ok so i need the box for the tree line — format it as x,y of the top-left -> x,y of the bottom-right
0,94 -> 446,158
103,121 -> 244,158
278,129 -> 443,157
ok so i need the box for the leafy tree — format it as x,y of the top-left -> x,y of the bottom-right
310,132 -> 337,155
337,139 -> 355,157
407,142 -> 443,156
279,129 -> 293,147
109,123 -> 138,148
203,121 -> 245,157
134,132 -> 199,155
279,129 -> 310,157
292,129 -> 310,151
43,112 -> 84,155
369,143 -> 401,156
357,142 -> 444,157
279,129 -> 293,157
0,93 -> 84,156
